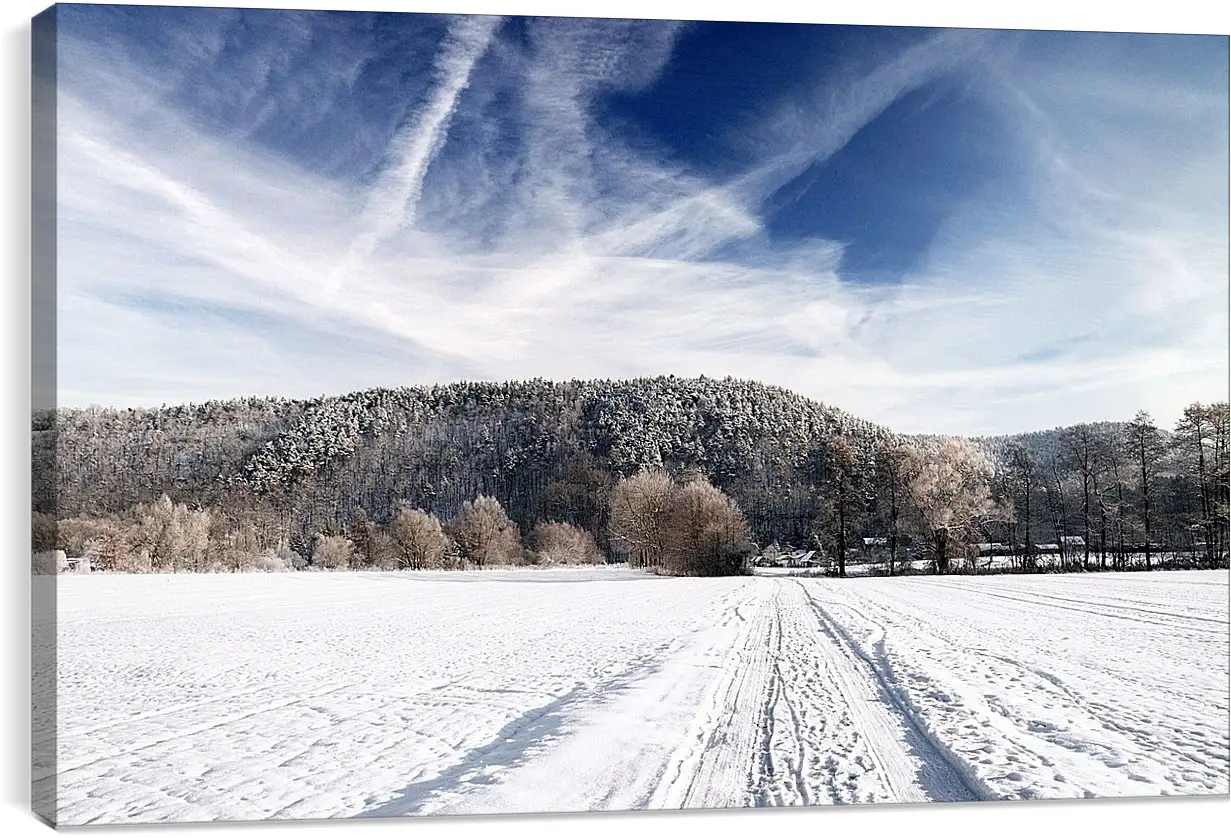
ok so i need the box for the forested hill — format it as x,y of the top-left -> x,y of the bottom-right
971,422 -> 1136,464
35,376 -> 895,549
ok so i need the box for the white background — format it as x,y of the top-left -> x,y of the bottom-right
2,2 -> 1228,837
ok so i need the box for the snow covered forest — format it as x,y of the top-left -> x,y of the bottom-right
31,376 -> 1230,576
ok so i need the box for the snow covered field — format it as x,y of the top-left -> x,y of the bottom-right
43,568 -> 1229,824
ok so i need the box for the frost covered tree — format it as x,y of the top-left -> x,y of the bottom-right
311,533 -> 355,570
132,494 -> 212,572
608,467 -> 674,568
132,494 -> 182,571
35,375 -> 1229,576
448,496 -> 520,568
907,439 -> 997,574
81,522 -> 136,572
663,477 -> 755,576
531,522 -> 604,565
387,505 -> 452,570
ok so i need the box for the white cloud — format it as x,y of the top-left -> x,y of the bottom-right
54,13 -> 1228,437
327,15 -> 505,296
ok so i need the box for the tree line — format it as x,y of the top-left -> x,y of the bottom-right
36,492 -> 604,573
31,377 -> 1228,576
35,470 -> 755,577
807,403 -> 1228,576
980,404 -> 1229,573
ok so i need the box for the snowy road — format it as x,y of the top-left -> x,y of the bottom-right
46,569 -> 1228,824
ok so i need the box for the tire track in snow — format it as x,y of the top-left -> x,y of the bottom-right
806,574 -> 1229,800
791,581 -> 988,803
919,581 -> 1226,634
660,579 -> 981,807
419,579 -> 774,816
648,581 -> 778,809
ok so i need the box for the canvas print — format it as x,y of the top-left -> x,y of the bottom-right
30,1 -> 1230,827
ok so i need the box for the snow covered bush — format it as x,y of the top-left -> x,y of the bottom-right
447,496 -> 520,568
252,551 -> 291,572
531,522 -> 604,565
310,534 -> 355,570
608,467 -> 673,568
83,524 -> 142,572
387,505 -> 452,570
280,545 -> 308,571
663,477 -> 755,577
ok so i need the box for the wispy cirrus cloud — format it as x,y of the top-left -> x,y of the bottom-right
328,15 -> 505,296
53,7 -> 1228,435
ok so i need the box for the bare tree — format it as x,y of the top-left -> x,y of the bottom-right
1061,424 -> 1102,571
1040,451 -> 1077,570
448,495 -> 520,568
387,505 -> 452,570
1093,424 -> 1129,569
1211,403 -> 1230,563
1173,402 -> 1229,566
1004,443 -> 1039,571
874,440 -> 920,576
820,437 -> 864,578
907,439 -> 997,574
1126,411 -> 1165,570
608,467 -> 674,569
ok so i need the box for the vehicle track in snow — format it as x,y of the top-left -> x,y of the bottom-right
737,580 -> 979,806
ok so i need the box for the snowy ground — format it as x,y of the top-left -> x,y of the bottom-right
43,568 -> 1229,824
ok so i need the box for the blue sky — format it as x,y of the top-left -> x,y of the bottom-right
52,3 -> 1229,434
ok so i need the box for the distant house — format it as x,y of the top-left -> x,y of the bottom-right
975,542 -> 1009,556
1035,543 -> 1060,553
785,549 -> 818,568
861,537 -> 887,553
1060,536 -> 1086,550
752,548 -> 821,569
757,549 -> 818,568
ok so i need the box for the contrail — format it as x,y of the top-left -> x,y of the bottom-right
328,15 -> 503,295
595,28 -> 992,261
